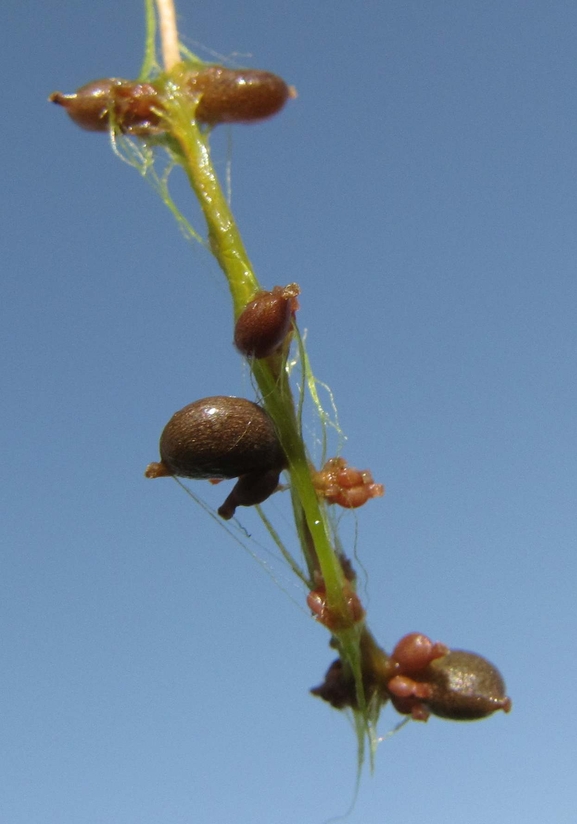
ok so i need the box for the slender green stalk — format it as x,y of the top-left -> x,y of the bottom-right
161,74 -> 259,317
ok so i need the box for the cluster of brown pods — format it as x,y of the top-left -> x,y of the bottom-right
311,630 -> 512,722
50,66 -> 293,134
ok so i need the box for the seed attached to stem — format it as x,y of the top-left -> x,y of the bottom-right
186,67 -> 293,124
234,283 -> 300,358
50,67 -> 293,134
423,650 -> 512,720
386,633 -> 512,721
145,396 -> 287,518
49,79 -> 162,134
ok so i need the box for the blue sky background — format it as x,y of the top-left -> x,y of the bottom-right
3,1 -> 576,821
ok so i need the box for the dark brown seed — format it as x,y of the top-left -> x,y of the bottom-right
49,78 -> 161,134
425,650 -> 512,721
234,284 -> 300,358
188,67 -> 292,124
146,396 -> 286,481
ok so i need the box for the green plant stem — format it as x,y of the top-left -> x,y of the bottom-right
163,75 -> 258,317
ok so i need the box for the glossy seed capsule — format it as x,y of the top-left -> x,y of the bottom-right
188,67 -> 292,124
49,78 -> 161,134
234,283 -> 300,358
425,650 -> 512,721
145,396 -> 286,480
145,397 -> 287,518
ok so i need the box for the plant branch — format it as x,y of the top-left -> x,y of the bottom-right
155,0 -> 180,70
156,54 -> 372,760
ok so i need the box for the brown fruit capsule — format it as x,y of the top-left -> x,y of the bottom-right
386,633 -> 512,721
49,78 -> 161,134
234,284 -> 300,358
145,396 -> 287,519
425,650 -> 512,721
188,67 -> 292,125
146,396 -> 286,479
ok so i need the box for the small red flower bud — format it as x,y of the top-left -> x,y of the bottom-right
307,582 -> 365,631
234,284 -> 300,358
391,632 -> 449,674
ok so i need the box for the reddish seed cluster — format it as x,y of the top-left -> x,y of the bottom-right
307,581 -> 365,632
50,66 -> 293,135
311,457 -> 384,509
234,283 -> 300,359
386,633 -> 449,721
311,630 -> 512,722
385,632 -> 512,721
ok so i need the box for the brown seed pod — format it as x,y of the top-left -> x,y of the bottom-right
386,634 -> 512,721
145,396 -> 287,518
146,396 -> 286,479
307,582 -> 365,632
425,650 -> 512,721
234,284 -> 300,358
49,78 -> 161,134
187,67 -> 292,124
